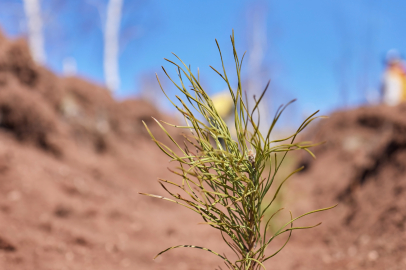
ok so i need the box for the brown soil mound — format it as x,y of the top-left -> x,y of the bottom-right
0,31 -> 227,270
271,104 -> 406,270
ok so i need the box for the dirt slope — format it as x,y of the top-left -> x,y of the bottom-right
271,104 -> 406,270
0,30 -> 227,270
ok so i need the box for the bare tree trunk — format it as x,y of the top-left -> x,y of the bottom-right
104,0 -> 123,92
333,4 -> 351,108
247,3 -> 270,135
23,0 -> 46,65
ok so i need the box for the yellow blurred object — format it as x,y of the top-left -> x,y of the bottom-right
382,60 -> 406,105
212,91 -> 234,118
401,68 -> 406,101
392,64 -> 406,101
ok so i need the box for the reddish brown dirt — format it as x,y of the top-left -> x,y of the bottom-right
270,104 -> 406,270
0,31 -> 227,270
0,29 -> 405,270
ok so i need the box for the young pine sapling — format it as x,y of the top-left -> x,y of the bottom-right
140,31 -> 336,270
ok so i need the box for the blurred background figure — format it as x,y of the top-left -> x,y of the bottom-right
381,50 -> 406,106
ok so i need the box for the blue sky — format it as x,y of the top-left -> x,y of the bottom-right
0,0 -> 405,121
